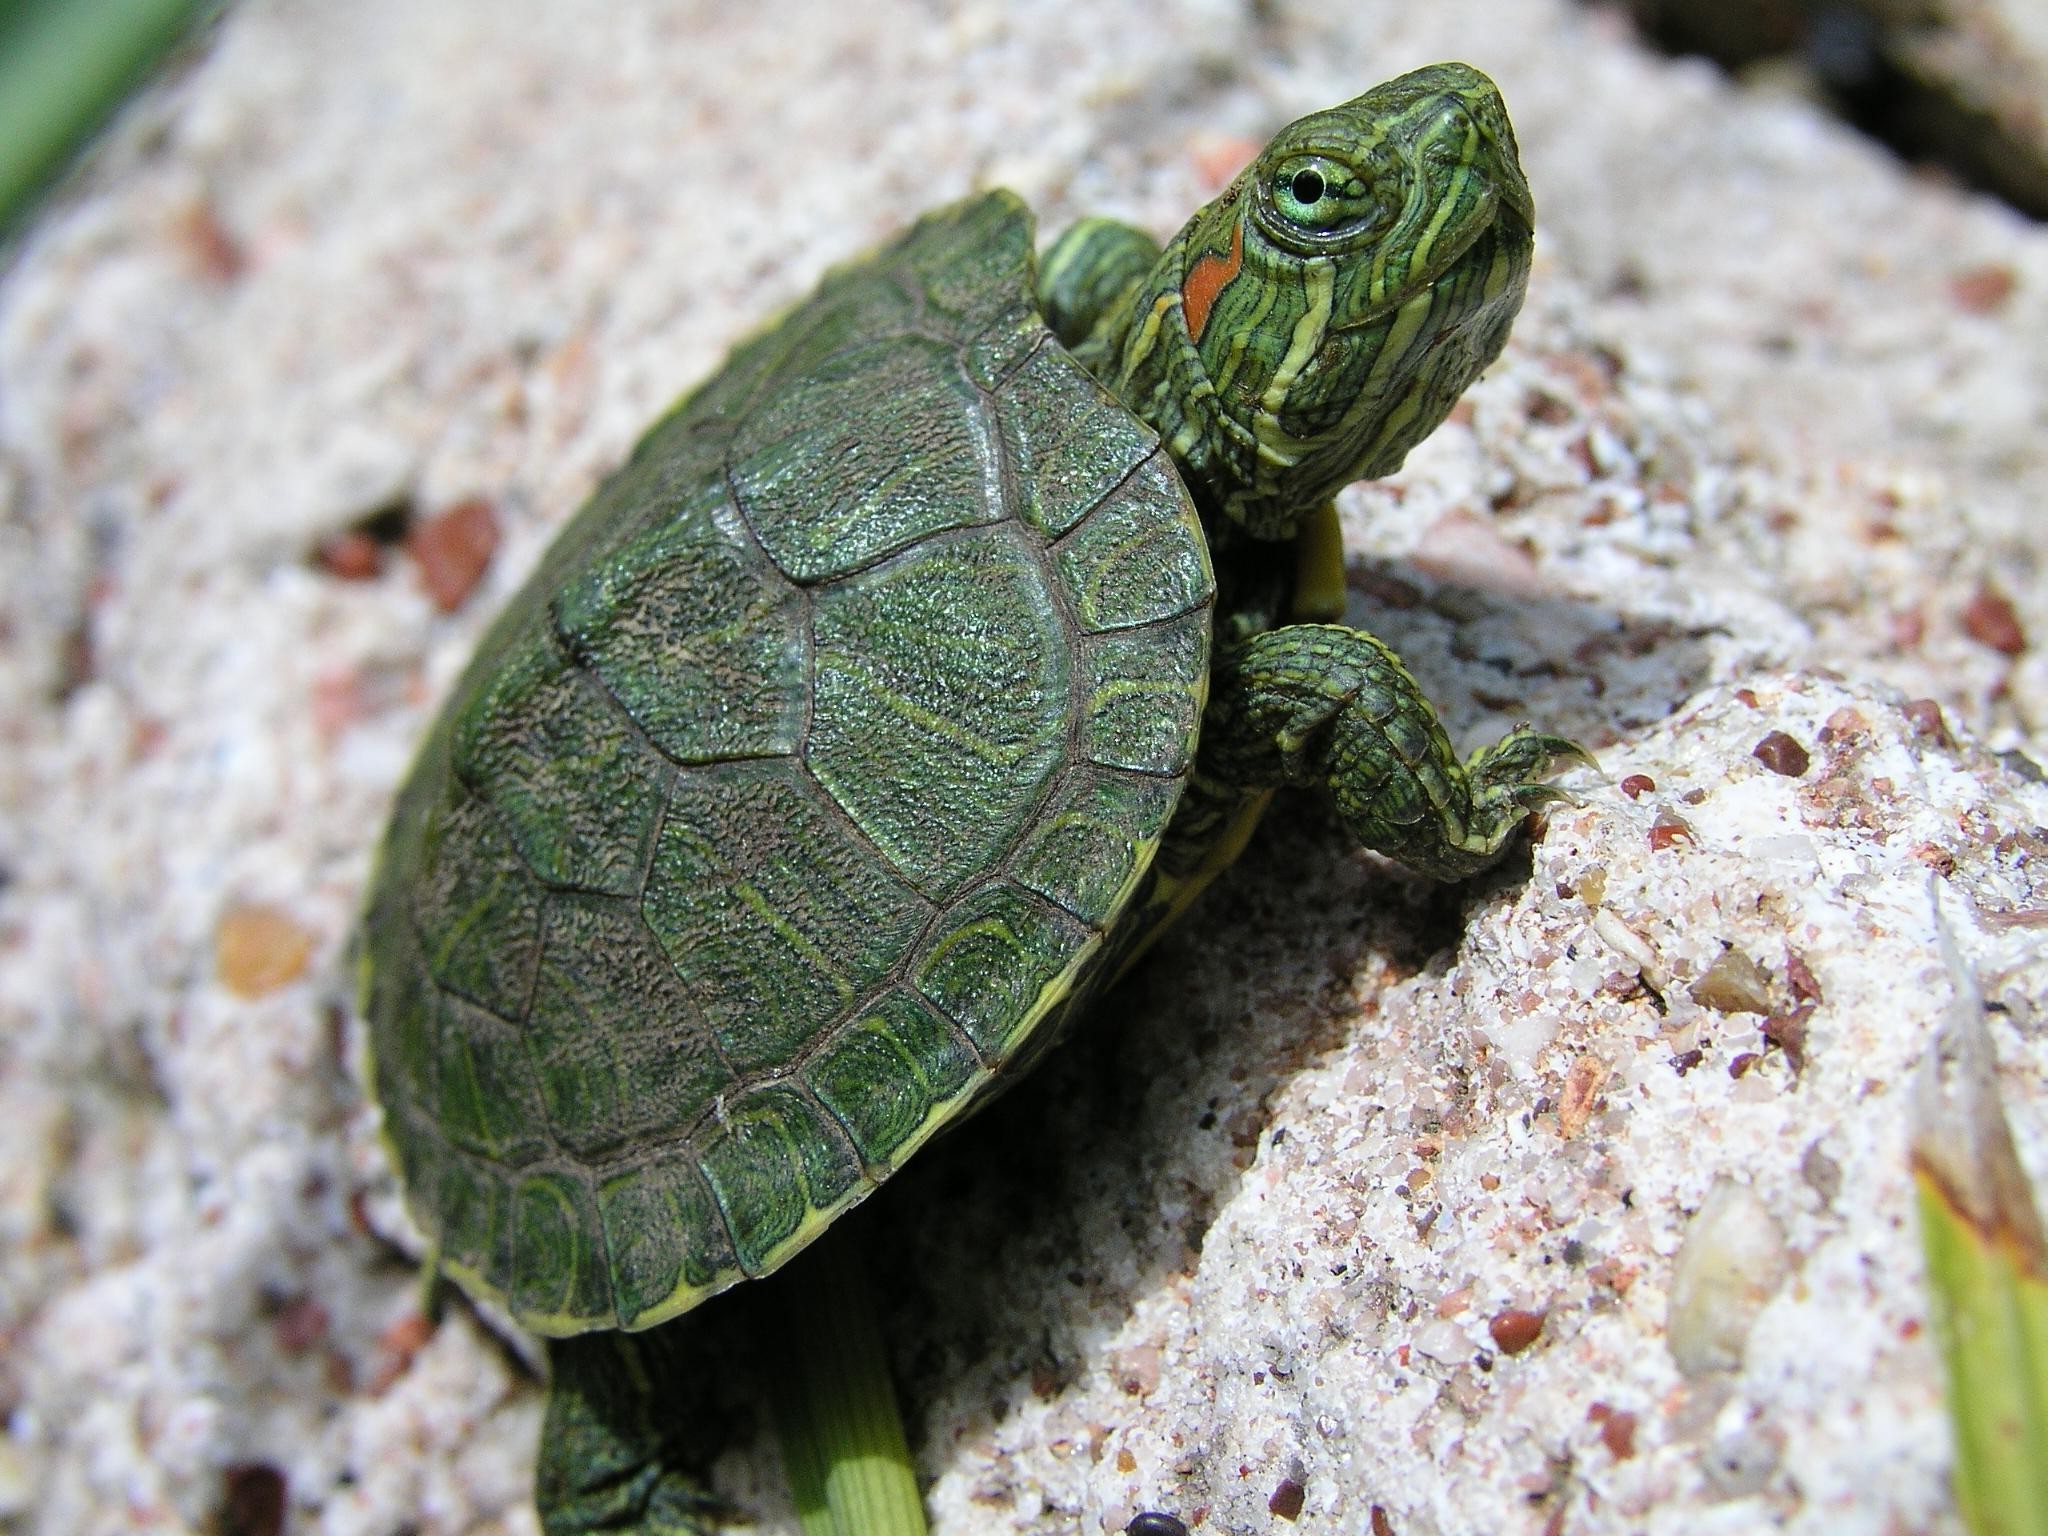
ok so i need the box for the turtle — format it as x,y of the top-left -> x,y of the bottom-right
358,61 -> 1577,1534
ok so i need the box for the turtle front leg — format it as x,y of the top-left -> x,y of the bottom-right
1036,217 -> 1161,360
537,1327 -> 723,1536
1203,624 -> 1588,881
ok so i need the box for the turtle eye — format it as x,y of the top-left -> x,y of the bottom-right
1262,154 -> 1381,244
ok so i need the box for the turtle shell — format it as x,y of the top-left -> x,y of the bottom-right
361,192 -> 1215,1336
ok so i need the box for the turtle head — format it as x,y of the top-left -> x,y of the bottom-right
1123,63 -> 1533,540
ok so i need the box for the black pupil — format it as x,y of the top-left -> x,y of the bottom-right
1289,168 -> 1326,204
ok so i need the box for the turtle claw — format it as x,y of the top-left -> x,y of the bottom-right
1372,726 -> 1592,881
1511,780 -> 1581,813
1467,727 -> 1597,789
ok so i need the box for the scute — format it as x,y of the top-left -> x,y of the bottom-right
808,525 -> 1071,899
449,624 -> 672,895
644,760 -> 931,1075
732,334 -> 1003,583
802,990 -> 980,1169
1010,768 -> 1182,924
552,486 -> 808,764
359,190 -> 1216,1335
529,895 -> 735,1158
913,881 -> 1093,1057
998,342 -> 1158,539
698,1085 -> 864,1277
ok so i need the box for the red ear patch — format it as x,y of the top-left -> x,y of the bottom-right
1180,217 -> 1244,344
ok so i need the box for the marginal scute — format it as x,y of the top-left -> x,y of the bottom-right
698,1087 -> 864,1276
449,623 -> 672,895
512,1171 -> 612,1326
688,269 -> 920,430
598,1161 -> 739,1329
643,761 -> 928,1074
894,191 -> 1033,338
434,992 -> 551,1166
999,343 -> 1159,538
553,487 -> 806,764
410,775 -> 544,1021
521,417 -> 710,606
433,1150 -> 516,1289
964,300 -> 1048,392
804,989 -> 981,1168
1078,608 -> 1209,775
1054,454 -> 1213,632
915,882 -> 1093,1058
528,896 -> 734,1159
364,918 -> 439,1114
1011,768 -> 1181,925
731,334 -> 1001,583
809,527 -> 1070,899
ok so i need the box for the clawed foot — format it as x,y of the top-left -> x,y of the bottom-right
1468,728 -> 1596,808
1425,728 -> 1594,878
1362,727 -> 1591,882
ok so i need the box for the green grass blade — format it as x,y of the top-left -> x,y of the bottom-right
0,0 -> 217,237
1916,1172 -> 2048,1534
764,1228 -> 928,1536
1912,919 -> 2048,1536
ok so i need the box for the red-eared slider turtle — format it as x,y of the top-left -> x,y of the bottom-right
359,62 -> 1575,1533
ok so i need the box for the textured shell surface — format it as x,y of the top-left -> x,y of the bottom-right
360,192 -> 1217,1336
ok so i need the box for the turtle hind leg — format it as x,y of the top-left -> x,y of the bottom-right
1035,217 -> 1160,361
537,1327 -> 725,1536
1204,623 -> 1589,882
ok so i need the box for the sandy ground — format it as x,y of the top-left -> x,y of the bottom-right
2,2 -> 2045,1533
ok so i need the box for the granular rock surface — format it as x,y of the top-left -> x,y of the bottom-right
1,3 -> 2043,1534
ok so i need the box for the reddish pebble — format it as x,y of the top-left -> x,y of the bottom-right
319,529 -> 385,581
1588,1403 -> 1639,1460
1371,1507 -> 1397,1536
1962,582 -> 2026,656
1619,773 -> 1654,800
1784,949 -> 1822,1003
1912,842 -> 1958,876
1648,811 -> 1694,851
1751,731 -> 1810,777
220,1464 -> 286,1536
1489,1308 -> 1545,1355
177,199 -> 246,283
1558,1057 -> 1608,1139
1763,1008 -> 1811,1073
409,497 -> 501,613
368,1311 -> 435,1393
1267,1479 -> 1306,1521
1818,706 -> 1868,743
1949,263 -> 2016,314
1729,1051 -> 1760,1079
1588,1257 -> 1638,1294
1901,698 -> 1950,744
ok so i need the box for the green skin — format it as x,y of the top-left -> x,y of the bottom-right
1043,62 -> 1567,889
364,63 -> 1576,1534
